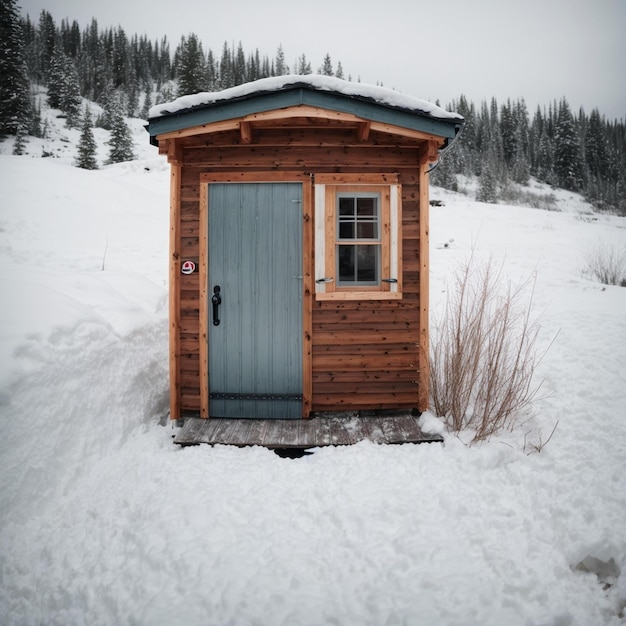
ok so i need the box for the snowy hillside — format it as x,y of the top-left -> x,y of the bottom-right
1,101 -> 626,625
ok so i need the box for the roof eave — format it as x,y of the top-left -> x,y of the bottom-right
147,87 -> 462,145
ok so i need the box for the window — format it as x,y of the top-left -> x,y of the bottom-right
337,192 -> 381,286
315,174 -> 402,300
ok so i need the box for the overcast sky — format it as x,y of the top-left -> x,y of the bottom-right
18,0 -> 626,121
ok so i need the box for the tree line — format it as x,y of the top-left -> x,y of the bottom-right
20,8 -> 347,120
432,95 -> 626,214
1,0 -> 624,213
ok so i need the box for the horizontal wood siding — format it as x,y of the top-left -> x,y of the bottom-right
169,124 -> 426,416
311,181 -> 421,411
177,168 -> 201,413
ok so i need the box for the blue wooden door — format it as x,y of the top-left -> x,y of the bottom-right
208,183 -> 303,418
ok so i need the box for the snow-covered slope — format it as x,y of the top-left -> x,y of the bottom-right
1,104 -> 625,625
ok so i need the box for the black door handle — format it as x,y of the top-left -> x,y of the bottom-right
212,285 -> 221,326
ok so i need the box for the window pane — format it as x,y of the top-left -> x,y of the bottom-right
339,221 -> 354,239
337,244 -> 380,285
356,221 -> 376,239
356,197 -> 376,216
339,197 -> 355,216
338,245 -> 355,283
356,245 -> 378,282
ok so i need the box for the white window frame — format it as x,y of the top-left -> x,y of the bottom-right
314,174 -> 402,301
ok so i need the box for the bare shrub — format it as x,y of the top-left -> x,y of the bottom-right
499,185 -> 558,212
583,241 -> 626,286
430,256 -> 544,443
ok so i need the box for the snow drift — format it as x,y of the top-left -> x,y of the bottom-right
1,120 -> 625,624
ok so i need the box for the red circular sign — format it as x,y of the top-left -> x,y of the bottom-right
181,260 -> 196,275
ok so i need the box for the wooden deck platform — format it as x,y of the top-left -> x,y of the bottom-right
173,413 -> 443,449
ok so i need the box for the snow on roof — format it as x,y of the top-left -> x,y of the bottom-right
148,74 -> 463,122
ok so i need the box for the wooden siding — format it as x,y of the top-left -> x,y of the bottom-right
162,121 -> 435,418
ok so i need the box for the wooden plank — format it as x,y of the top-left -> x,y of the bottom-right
182,127 -> 421,149
200,171 -> 311,183
183,146 -> 420,169
314,319 -> 416,331
173,415 -> 443,448
418,163 -> 429,412
239,121 -> 252,144
315,291 -> 403,302
179,392 -> 200,411
313,370 -> 417,383
205,417 -> 241,444
315,173 -> 399,185
380,414 -> 425,443
313,341 -> 418,354
179,317 -> 199,333
313,307 -> 417,324
312,393 -> 419,408
179,415 -> 206,440
199,182 -> 209,418
169,161 -> 182,420
314,329 -> 419,345
356,121 -> 370,142
302,177 -> 314,418
313,381 -> 418,395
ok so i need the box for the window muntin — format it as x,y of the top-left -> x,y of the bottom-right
336,193 -> 381,286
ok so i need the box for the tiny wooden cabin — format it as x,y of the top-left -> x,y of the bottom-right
147,75 -> 463,421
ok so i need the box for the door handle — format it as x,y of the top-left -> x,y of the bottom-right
212,285 -> 222,326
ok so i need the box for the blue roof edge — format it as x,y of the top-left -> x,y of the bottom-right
147,86 -> 463,144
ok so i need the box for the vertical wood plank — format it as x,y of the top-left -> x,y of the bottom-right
199,182 -> 209,418
418,162 -> 430,412
169,161 -> 182,420
324,185 -> 335,288
314,184 -> 326,293
302,177 -> 314,418
381,186 -> 391,292
391,183 -> 402,294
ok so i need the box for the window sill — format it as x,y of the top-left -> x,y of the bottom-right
315,291 -> 403,301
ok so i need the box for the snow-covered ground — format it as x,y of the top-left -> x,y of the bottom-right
1,100 -> 625,625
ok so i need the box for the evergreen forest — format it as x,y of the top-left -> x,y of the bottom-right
1,1 -> 625,214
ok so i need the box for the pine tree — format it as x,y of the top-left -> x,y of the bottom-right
429,154 -> 457,191
38,9 -> 57,83
46,50 -> 81,126
476,161 -> 498,203
76,105 -> 98,169
234,42 -> 246,85
59,54 -> 81,127
12,125 -> 27,154
46,50 -> 64,108
553,98 -> 583,191
112,26 -> 129,88
219,41 -> 233,89
320,53 -> 333,76
584,108 -> 608,179
140,87 -> 152,119
297,54 -> 311,75
536,129 -> 555,184
106,94 -> 135,163
451,95 -> 476,176
176,33 -> 206,96
206,49 -> 218,90
0,0 -> 32,138
275,44 -> 287,75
